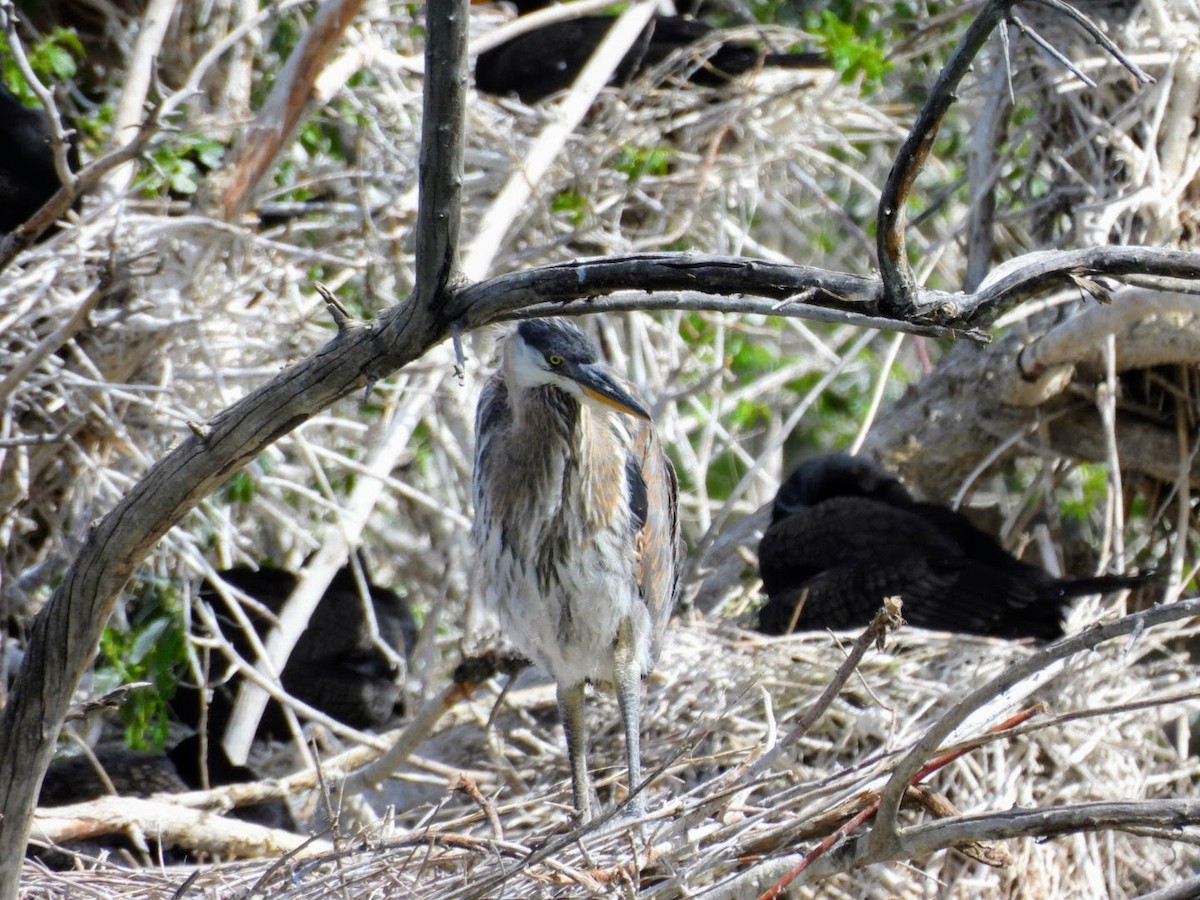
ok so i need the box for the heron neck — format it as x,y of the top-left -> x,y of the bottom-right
509,380 -> 578,438
506,383 -> 628,531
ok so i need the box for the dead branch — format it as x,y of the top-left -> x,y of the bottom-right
217,0 -> 368,220
877,0 -> 1154,316
30,796 -> 328,860
878,0 -> 1020,315
447,246 -> 1200,335
863,290 -> 1200,496
3,1 -> 1200,896
729,798 -> 1200,895
461,0 -> 660,280
739,602 -> 903,784
815,798 -> 1200,880
869,597 -> 1200,859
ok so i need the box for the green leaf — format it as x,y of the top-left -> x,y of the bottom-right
551,191 -> 589,226
168,162 -> 200,195
129,616 -> 171,666
611,144 -> 674,182
39,44 -> 77,80
806,8 -> 893,88
95,580 -> 187,750
225,469 -> 256,504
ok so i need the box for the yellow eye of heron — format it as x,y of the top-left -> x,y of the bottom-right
548,354 -> 564,366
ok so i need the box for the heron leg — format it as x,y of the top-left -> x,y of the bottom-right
557,680 -> 591,820
613,617 -> 645,819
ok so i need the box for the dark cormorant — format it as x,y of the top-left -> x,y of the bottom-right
475,1 -> 827,104
757,454 -> 1154,639
172,563 -> 417,739
0,83 -> 74,234
33,736 -> 295,867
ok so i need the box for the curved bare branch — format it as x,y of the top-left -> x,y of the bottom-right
868,597 -> 1200,859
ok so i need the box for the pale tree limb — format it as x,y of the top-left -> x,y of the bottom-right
0,2 -> 469,892
221,367 -> 444,764
725,799 -> 1200,896
29,796 -> 330,860
815,799 -> 1200,880
706,606 -> 1200,898
864,289 -> 1200,497
468,0 -> 622,57
218,0 -> 367,220
105,0 -> 178,194
1139,873 -> 1200,900
460,0 -> 660,280
1016,291 -> 1200,381
757,709 -> 1039,898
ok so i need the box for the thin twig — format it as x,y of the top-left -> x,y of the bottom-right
218,0 -> 368,219
877,0 -> 1017,315
740,602 -> 903,784
460,0 -> 659,281
757,705 -> 1040,899
1030,0 -> 1154,83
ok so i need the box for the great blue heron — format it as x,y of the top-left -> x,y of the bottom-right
757,453 -> 1155,638
471,317 -> 681,821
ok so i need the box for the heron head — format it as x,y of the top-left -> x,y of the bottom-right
505,318 -> 652,421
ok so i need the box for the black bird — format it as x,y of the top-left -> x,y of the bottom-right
757,454 -> 1155,639
173,563 -> 417,740
38,747 -> 190,807
0,83 -> 73,234
475,1 -> 827,104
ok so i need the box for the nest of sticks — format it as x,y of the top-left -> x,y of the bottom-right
23,607 -> 1200,897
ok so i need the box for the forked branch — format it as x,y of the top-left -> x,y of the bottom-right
876,0 -> 1155,317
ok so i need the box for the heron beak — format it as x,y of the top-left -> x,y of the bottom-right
572,363 -> 653,421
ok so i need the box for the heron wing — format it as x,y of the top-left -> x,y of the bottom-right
472,373 -> 510,474
630,421 -> 681,663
